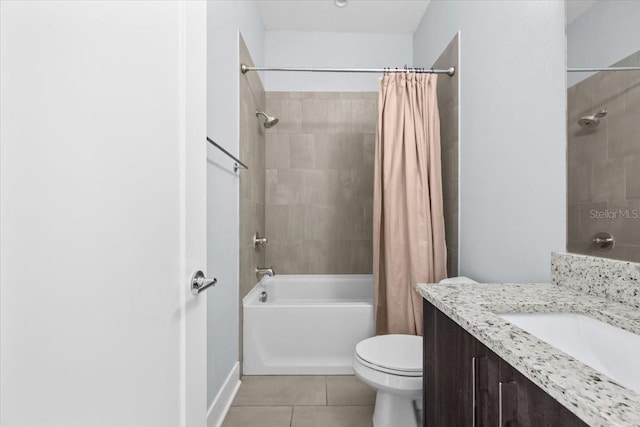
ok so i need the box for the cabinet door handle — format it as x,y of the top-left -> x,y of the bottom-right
498,381 -> 518,427
471,356 -> 484,427
472,357 -> 477,427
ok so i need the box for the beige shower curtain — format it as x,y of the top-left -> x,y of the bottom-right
373,73 -> 447,336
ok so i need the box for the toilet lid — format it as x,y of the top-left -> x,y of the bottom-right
355,334 -> 422,374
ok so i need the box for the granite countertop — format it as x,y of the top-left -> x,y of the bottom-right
417,282 -> 640,427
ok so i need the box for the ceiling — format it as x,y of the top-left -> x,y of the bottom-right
257,0 -> 431,35
565,0 -> 597,25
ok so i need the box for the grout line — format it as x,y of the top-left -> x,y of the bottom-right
291,404 -> 375,407
325,403 -> 376,407
324,375 -> 328,406
230,403 -> 326,407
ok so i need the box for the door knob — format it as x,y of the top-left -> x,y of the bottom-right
191,270 -> 217,295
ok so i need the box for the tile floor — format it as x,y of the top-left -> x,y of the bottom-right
222,375 -> 376,427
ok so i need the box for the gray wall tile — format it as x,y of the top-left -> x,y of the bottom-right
302,99 -> 329,133
592,71 -> 626,117
434,34 -> 460,276
327,99 -> 353,134
351,99 -> 377,134
314,134 -> 342,170
269,99 -> 302,134
289,134 -> 314,169
239,36 -> 267,369
265,134 -> 289,169
265,91 -> 376,274
625,154 -> 640,199
608,105 -> 640,158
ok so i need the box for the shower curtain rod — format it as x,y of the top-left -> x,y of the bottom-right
567,66 -> 640,72
240,63 -> 456,77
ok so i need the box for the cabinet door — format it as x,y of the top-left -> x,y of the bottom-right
475,346 -> 499,427
423,300 -> 437,426
424,301 -> 477,426
493,358 -> 587,427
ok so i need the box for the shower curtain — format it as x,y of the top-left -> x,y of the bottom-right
373,72 -> 447,336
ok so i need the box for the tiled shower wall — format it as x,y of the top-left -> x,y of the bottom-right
567,50 -> 640,262
264,92 -> 377,274
434,34 -> 460,277
239,37 -> 265,337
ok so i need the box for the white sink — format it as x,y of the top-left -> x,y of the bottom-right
499,312 -> 640,394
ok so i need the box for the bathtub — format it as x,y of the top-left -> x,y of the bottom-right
242,274 -> 375,375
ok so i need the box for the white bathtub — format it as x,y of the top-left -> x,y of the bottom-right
242,274 -> 375,375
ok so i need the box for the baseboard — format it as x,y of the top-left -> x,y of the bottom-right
207,361 -> 241,427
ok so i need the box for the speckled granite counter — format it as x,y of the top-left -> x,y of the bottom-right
417,282 -> 640,427
552,251 -> 640,308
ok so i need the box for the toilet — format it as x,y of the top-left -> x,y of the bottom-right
353,334 -> 423,427
353,276 -> 478,427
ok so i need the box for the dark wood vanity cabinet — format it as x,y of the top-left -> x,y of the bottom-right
423,300 -> 587,427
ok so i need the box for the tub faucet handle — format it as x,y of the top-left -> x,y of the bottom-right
592,232 -> 614,250
253,232 -> 268,249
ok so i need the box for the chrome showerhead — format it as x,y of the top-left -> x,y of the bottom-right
578,108 -> 607,128
256,111 -> 279,128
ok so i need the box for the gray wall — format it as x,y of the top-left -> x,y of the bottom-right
238,36 -> 266,368
567,50 -> 640,262
413,1 -> 567,283
264,91 -> 377,274
264,31 -> 412,92
567,1 -> 640,87
434,34 -> 460,278
206,0 -> 264,409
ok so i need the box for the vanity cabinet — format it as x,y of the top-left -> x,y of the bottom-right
423,300 -> 587,427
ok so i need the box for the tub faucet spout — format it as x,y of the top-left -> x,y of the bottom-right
256,266 -> 276,279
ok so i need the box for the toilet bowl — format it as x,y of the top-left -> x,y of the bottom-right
354,277 -> 478,427
353,334 -> 423,427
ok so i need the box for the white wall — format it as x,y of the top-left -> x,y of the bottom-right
567,1 -> 640,86
264,31 -> 412,91
206,0 -> 264,414
414,1 -> 566,283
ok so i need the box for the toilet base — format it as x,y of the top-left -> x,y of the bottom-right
372,390 -> 419,427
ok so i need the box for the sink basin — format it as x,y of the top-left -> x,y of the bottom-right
499,312 -> 640,394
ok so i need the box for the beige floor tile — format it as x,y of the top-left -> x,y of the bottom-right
326,375 -> 376,406
291,405 -> 374,427
222,406 -> 292,427
233,376 -> 326,406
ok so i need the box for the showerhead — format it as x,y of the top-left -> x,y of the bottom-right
256,111 -> 279,129
578,108 -> 607,128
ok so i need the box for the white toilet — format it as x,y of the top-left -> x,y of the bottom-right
353,334 -> 423,427
353,276 -> 478,427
